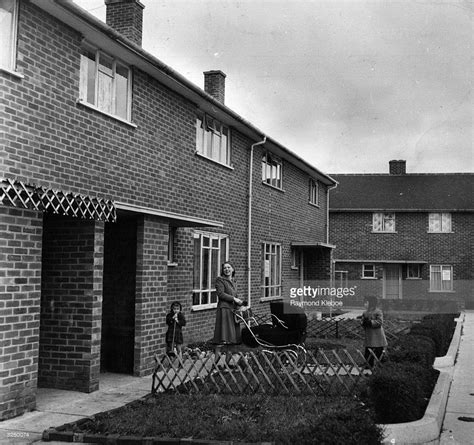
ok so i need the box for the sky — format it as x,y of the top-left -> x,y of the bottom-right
74,0 -> 472,174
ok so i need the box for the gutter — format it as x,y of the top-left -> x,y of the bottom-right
248,136 -> 267,304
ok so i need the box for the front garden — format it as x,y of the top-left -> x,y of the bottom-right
43,312 -> 459,444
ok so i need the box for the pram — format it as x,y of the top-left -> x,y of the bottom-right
234,301 -> 307,362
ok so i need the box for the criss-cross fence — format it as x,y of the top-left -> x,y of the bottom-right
151,347 -> 382,396
306,317 -> 410,340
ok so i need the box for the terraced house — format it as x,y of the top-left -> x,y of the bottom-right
329,160 -> 473,309
0,0 -> 336,419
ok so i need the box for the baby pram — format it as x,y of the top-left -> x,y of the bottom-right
234,301 -> 307,361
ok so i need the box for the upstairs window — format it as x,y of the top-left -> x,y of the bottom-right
79,45 -> 131,121
0,0 -> 18,71
372,213 -> 395,232
309,179 -> 319,205
262,153 -> 282,189
196,114 -> 231,166
429,213 -> 452,233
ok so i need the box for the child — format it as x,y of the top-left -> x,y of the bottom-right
165,301 -> 186,357
361,296 -> 387,367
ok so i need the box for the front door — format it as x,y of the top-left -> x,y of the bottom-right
383,264 -> 402,299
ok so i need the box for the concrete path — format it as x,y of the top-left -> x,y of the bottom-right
439,310 -> 474,445
0,373 -> 151,444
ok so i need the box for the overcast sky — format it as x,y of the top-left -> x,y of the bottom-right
74,0 -> 472,174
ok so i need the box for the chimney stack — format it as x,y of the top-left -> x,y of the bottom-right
105,0 -> 144,46
204,70 -> 226,104
389,160 -> 407,175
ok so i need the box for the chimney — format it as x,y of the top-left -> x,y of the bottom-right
204,70 -> 226,104
389,160 -> 406,175
105,0 -> 145,46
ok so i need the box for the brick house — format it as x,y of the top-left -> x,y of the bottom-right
329,160 -> 473,309
0,0 -> 336,419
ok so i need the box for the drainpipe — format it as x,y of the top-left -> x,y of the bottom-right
326,183 -> 338,288
248,136 -> 267,305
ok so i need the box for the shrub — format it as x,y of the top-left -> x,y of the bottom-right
368,362 -> 439,423
408,324 -> 445,356
388,334 -> 436,368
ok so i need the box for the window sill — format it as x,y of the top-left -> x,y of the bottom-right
76,99 -> 137,128
429,290 -> 455,293
0,67 -> 24,79
290,266 -> 299,271
406,277 -> 422,280
308,202 -> 320,208
259,296 -> 283,302
371,231 -> 397,234
191,303 -> 218,311
167,261 -> 178,267
361,277 -> 378,280
262,182 -> 284,192
194,152 -> 234,170
427,231 -> 453,234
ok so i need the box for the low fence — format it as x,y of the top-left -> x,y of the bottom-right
152,347 -> 383,396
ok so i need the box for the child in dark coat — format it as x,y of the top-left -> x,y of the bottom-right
165,301 -> 186,357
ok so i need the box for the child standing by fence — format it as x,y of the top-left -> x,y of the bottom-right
165,301 -> 186,357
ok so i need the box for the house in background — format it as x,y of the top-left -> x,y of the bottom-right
0,0 -> 335,419
329,160 -> 473,310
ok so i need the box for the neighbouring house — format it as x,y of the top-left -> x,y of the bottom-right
0,0 -> 336,419
329,160 -> 473,310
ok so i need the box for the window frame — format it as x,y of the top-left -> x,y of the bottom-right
195,113 -> 231,167
428,213 -> 452,233
262,152 -> 283,190
167,227 -> 177,266
0,0 -> 19,74
309,179 -> 319,206
79,43 -> 132,122
261,242 -> 282,300
362,264 -> 376,279
429,265 -> 453,292
192,232 -> 229,310
334,270 -> 348,288
372,212 -> 396,233
406,264 -> 421,279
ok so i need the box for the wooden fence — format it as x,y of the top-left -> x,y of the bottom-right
152,347 -> 383,396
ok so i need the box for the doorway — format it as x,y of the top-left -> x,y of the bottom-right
383,264 -> 402,299
101,213 -> 137,374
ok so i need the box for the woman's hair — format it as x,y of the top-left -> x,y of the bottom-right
221,262 -> 235,278
170,301 -> 182,311
365,296 -> 378,310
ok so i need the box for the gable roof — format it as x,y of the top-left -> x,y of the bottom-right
329,173 -> 474,211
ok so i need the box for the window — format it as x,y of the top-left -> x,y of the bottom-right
168,227 -> 177,265
372,213 -> 395,232
406,264 -> 421,279
196,114 -> 230,165
430,265 -> 453,291
262,243 -> 282,298
192,232 -> 229,308
362,264 -> 376,279
309,179 -> 319,205
0,0 -> 18,71
262,153 -> 282,189
291,248 -> 301,270
79,45 -> 131,120
429,213 -> 452,233
334,270 -> 348,288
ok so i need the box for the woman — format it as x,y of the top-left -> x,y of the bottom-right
361,296 -> 388,367
213,262 -> 243,346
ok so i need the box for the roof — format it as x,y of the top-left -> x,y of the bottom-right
329,173 -> 474,211
31,0 -> 336,187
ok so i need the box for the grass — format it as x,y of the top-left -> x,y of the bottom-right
69,392 -> 383,444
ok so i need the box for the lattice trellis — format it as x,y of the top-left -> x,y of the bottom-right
1,178 -> 116,222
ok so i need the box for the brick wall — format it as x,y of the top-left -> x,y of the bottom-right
39,214 -> 103,392
330,211 -> 473,302
0,207 -> 42,420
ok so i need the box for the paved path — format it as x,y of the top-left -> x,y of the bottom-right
439,310 -> 474,445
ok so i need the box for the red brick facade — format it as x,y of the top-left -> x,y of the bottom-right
0,0 -> 335,418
